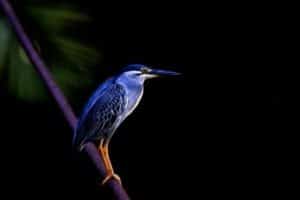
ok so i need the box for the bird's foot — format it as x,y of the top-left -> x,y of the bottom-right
102,172 -> 122,185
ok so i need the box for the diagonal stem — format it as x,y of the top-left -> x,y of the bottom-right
0,0 -> 130,199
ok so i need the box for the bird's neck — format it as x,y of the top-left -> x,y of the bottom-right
116,75 -> 144,91
116,76 -> 144,115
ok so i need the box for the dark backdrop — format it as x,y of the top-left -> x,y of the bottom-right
1,1 -> 288,199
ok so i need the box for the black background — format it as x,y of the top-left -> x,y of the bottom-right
1,1 -> 291,199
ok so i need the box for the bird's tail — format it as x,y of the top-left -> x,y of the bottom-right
72,127 -> 86,151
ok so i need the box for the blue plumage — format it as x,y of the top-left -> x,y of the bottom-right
74,78 -> 126,150
73,64 -> 179,184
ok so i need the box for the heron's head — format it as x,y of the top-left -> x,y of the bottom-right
119,64 -> 180,84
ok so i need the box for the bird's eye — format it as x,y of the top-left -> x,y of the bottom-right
141,67 -> 151,74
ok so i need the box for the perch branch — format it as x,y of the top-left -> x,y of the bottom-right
0,1 -> 130,199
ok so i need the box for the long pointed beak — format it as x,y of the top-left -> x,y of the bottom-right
150,69 -> 181,76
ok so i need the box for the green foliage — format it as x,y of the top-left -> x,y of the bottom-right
7,39 -> 47,101
0,3 -> 101,102
0,20 -> 11,74
25,5 -> 90,34
52,37 -> 100,68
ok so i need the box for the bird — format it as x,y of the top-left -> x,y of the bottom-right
73,64 -> 180,185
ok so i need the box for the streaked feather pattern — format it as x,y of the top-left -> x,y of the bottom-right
74,78 -> 126,150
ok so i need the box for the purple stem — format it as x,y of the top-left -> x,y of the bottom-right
0,0 -> 130,199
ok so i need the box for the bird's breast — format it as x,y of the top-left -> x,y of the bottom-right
116,76 -> 145,119
123,86 -> 144,118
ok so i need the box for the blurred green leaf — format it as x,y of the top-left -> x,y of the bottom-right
0,20 -> 11,73
7,40 -> 47,101
52,37 -> 100,68
25,6 -> 90,34
52,66 -> 93,98
0,3 -> 101,102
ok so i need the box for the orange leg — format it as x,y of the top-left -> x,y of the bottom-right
98,139 -> 121,185
99,139 -> 109,172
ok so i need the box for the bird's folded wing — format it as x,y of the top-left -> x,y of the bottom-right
74,81 -> 126,149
